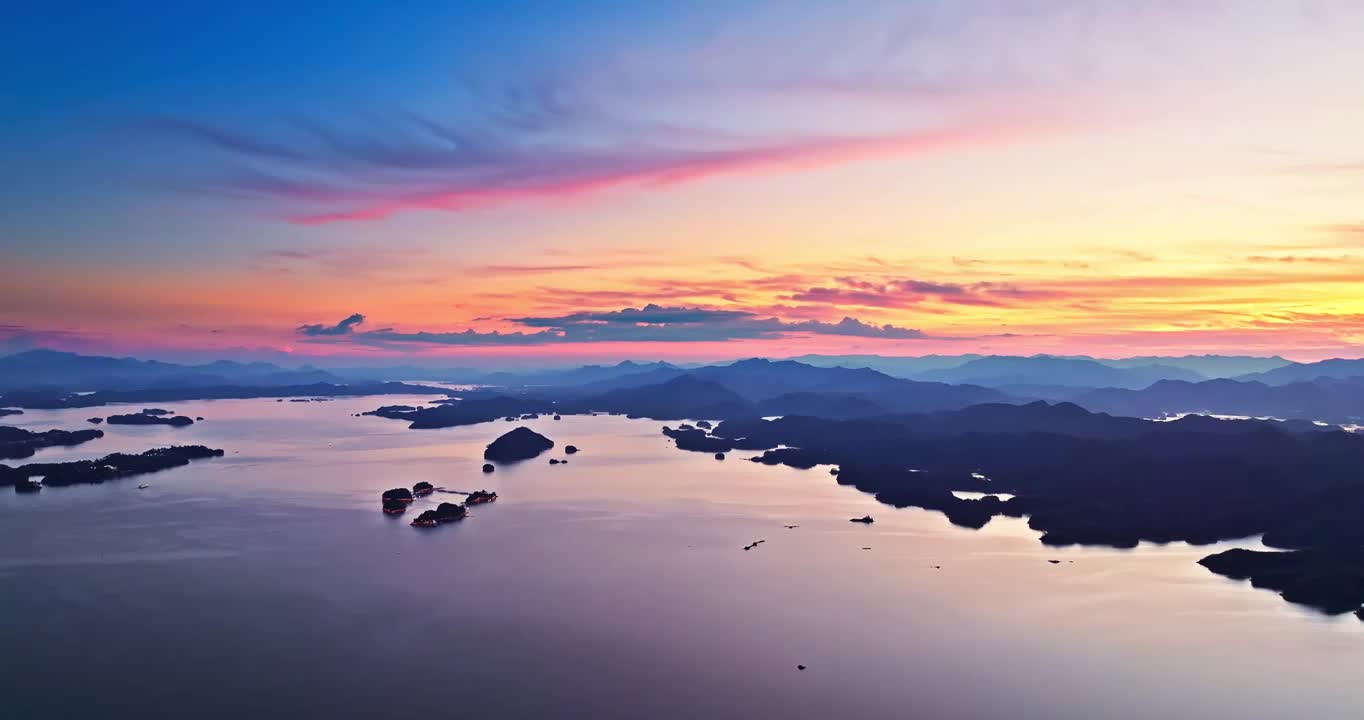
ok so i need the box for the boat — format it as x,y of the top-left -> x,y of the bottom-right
137,483 -> 150,490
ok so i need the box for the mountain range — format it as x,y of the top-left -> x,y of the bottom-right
0,349 -> 345,392
4,349 -> 1364,424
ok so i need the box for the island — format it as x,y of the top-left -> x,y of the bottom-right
1,445 -> 224,488
381,487 -> 414,503
354,364 -> 1364,617
107,409 -> 196,427
652,402 -> 1364,616
465,489 -> 498,505
1,426 -> 105,461
365,396 -> 555,429
411,502 -> 468,527
484,427 -> 554,462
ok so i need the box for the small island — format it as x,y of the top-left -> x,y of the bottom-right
382,487 -> 414,503
411,502 -> 468,527
465,489 -> 498,505
484,427 -> 554,462
381,487 -> 414,514
107,409 -> 195,427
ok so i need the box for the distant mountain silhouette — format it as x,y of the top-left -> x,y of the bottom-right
0,382 -> 447,409
693,359 -> 987,402
1073,377 -> 1364,424
475,361 -> 680,387
0,349 -> 347,392
911,355 -> 1204,389
571,375 -> 751,419
754,392 -> 889,419
784,353 -> 1290,380
1235,358 -> 1364,385
884,400 -> 1330,438
320,360 -> 682,387
783,353 -> 984,377
367,360 -> 1011,427
548,359 -> 1011,418
1096,354 -> 1291,378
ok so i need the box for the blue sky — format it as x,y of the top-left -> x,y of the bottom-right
4,2 -> 1364,363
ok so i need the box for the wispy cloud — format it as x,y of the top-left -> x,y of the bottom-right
1246,254 -> 1353,264
782,277 -> 1063,309
1322,223 -> 1364,238
297,313 -> 365,336
165,121 -> 1022,225
0,325 -> 111,355
132,5 -> 1070,226
298,304 -> 929,346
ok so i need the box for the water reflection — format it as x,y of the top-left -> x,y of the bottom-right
2,397 -> 1362,719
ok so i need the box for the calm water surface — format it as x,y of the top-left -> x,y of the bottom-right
3,396 -> 1362,718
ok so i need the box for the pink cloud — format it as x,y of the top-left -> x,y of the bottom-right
286,123 -> 1022,225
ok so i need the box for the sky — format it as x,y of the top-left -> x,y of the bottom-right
3,1 -> 1364,365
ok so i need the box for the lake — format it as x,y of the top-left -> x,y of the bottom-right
3,395 -> 1362,718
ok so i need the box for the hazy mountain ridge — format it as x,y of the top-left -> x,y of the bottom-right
1235,358 -> 1364,385
909,355 -> 1204,389
376,359 -> 1013,427
1073,377 -> 1364,425
3,350 -> 1359,425
0,349 -> 347,392
784,352 -> 1292,381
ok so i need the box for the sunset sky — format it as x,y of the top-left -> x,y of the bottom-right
4,1 -> 1364,365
